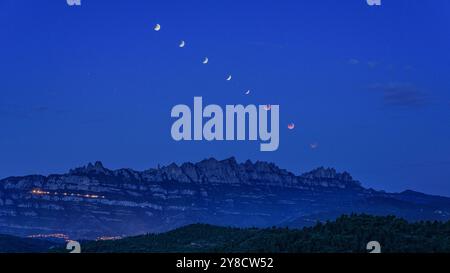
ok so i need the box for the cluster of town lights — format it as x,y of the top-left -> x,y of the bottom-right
31,189 -> 105,199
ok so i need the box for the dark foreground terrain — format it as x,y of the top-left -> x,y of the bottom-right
0,234 -> 61,253
48,214 -> 450,253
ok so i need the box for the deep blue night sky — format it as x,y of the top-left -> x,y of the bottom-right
0,0 -> 449,195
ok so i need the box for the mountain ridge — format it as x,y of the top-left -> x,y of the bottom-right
1,157 -> 449,239
16,157 -> 362,189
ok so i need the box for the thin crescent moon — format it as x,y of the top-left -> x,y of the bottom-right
154,24 -> 161,31
202,57 -> 209,64
179,40 -> 185,48
245,90 -> 250,95
226,75 -> 232,81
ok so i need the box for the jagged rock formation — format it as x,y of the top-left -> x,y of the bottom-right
0,157 -> 449,239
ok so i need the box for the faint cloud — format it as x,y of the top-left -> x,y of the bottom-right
404,65 -> 414,71
348,58 -> 360,65
310,143 -> 319,149
369,82 -> 428,108
33,106 -> 50,113
0,104 -> 27,118
0,104 -> 57,119
367,61 -> 377,68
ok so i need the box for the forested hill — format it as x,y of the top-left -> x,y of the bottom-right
77,214 -> 450,253
0,234 -> 60,253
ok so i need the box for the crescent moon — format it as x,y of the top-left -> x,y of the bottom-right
226,75 -> 232,81
288,123 -> 295,130
179,40 -> 185,48
245,90 -> 250,95
154,24 -> 161,31
202,57 -> 209,64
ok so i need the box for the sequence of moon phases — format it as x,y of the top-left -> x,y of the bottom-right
152,23 -> 295,132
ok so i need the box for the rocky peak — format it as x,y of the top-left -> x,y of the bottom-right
151,157 -> 296,186
69,161 -> 111,176
66,158 -> 360,188
302,167 -> 332,178
300,167 -> 360,187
